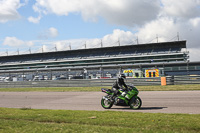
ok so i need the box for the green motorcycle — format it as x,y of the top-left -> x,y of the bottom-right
101,85 -> 142,109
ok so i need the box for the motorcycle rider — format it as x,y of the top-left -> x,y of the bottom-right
111,73 -> 128,101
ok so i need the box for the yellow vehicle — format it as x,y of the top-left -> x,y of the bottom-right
123,68 -> 163,78
145,69 -> 159,77
123,69 -> 143,78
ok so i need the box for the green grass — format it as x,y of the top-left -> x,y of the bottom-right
0,85 -> 199,132
0,108 -> 199,133
0,84 -> 200,92
137,84 -> 200,91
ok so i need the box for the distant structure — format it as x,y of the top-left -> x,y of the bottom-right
0,40 -> 197,81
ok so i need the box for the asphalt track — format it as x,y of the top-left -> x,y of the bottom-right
0,91 -> 200,114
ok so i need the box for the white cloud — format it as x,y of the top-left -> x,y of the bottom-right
42,30 -> 137,50
31,39 -> 83,52
2,0 -> 200,61
28,15 -> 42,24
48,27 -> 58,38
38,27 -> 59,39
0,0 -> 27,23
135,17 -> 177,43
56,29 -> 136,49
135,17 -> 200,47
189,17 -> 200,27
161,0 -> 200,19
102,29 -> 136,46
32,0 -> 161,26
187,48 -> 200,62
3,37 -> 34,47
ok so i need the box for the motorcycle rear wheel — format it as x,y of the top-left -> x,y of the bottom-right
129,97 -> 142,109
101,98 -> 113,109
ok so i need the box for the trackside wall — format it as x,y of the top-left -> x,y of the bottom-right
0,76 -> 200,88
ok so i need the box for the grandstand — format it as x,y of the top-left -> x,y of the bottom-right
0,40 -> 190,81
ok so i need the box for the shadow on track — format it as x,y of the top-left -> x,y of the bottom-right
139,107 -> 167,110
110,107 -> 167,110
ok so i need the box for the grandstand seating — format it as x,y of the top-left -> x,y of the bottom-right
0,41 -> 187,71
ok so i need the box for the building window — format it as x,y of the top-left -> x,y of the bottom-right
135,73 -> 139,77
149,72 -> 151,77
153,72 -> 156,77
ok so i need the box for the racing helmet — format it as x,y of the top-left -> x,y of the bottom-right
119,73 -> 126,79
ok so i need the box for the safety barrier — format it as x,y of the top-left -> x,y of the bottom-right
171,75 -> 200,85
0,77 -> 161,88
0,76 -> 200,88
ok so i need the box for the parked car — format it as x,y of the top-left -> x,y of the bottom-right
54,77 -> 67,80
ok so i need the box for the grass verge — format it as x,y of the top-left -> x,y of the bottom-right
0,108 -> 200,133
0,84 -> 200,92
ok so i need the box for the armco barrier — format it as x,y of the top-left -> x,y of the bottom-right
173,75 -> 200,85
0,77 -> 161,88
0,76 -> 199,88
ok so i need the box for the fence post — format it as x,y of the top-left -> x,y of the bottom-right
171,76 -> 174,85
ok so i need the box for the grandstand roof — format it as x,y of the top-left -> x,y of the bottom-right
0,40 -> 186,63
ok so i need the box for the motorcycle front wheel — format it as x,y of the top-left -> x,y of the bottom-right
101,97 -> 113,109
129,96 -> 142,109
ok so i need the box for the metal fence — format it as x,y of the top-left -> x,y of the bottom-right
171,75 -> 200,85
0,76 -> 200,88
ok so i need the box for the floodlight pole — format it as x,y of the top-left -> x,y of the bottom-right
101,39 -> 103,48
156,34 -> 158,43
29,48 -> 31,54
69,43 -> 71,50
55,45 -> 57,51
118,38 -> 120,46
177,32 -> 179,41
187,59 -> 189,75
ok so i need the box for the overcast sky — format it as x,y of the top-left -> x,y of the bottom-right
0,0 -> 200,61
